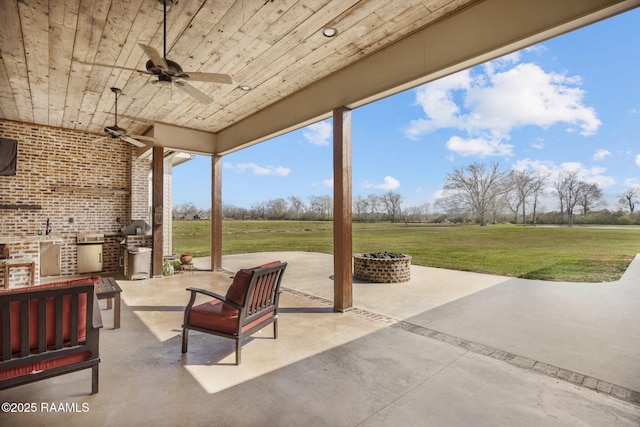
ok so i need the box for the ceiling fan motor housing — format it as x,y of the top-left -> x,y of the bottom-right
145,59 -> 185,79
104,125 -> 127,138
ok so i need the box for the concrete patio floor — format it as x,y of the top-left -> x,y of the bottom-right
2,251 -> 639,426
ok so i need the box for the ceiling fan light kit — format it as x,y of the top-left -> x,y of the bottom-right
103,87 -> 155,147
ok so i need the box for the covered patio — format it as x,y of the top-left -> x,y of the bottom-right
3,252 -> 639,425
2,0 -> 640,424
2,0 -> 640,311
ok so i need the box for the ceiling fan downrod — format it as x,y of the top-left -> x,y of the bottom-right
111,87 -> 122,126
159,0 -> 174,61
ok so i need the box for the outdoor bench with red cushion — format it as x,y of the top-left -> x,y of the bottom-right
0,276 -> 102,394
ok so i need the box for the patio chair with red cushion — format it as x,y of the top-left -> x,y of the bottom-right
181,261 -> 287,365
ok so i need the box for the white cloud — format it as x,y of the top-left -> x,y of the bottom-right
531,139 -> 545,149
225,162 -> 290,176
466,63 -> 600,137
405,71 -> 471,139
322,177 -> 333,188
636,154 -> 640,167
446,136 -> 513,157
523,44 -> 548,56
623,178 -> 640,188
513,159 -> 615,188
593,149 -> 611,160
362,176 -> 400,191
404,56 -> 601,157
303,121 -> 332,146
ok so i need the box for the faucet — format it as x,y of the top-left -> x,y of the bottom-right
45,218 -> 52,235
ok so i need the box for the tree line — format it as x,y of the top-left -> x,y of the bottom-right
172,162 -> 640,225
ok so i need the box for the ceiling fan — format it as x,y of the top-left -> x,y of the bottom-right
137,0 -> 233,104
103,87 -> 156,147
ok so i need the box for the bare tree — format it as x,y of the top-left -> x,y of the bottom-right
555,172 -> 580,225
308,195 -> 333,219
554,176 -> 567,223
380,191 -> 404,223
250,201 -> 267,219
173,202 -> 199,219
405,202 -> 430,223
435,190 -> 472,221
530,173 -> 548,225
353,195 -> 368,220
618,187 -> 639,213
579,183 -> 604,215
443,162 -> 506,226
266,198 -> 288,219
287,196 -> 306,219
367,194 -> 381,220
501,182 -> 521,224
554,171 -> 602,226
508,169 -> 540,224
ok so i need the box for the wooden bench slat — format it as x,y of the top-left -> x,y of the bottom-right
54,295 -> 63,349
19,300 -> 30,357
38,298 -> 47,353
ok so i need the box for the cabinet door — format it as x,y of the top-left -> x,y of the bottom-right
77,245 -> 103,273
41,243 -> 61,276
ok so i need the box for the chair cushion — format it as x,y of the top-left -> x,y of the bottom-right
0,351 -> 92,380
189,299 -> 274,335
225,269 -> 252,307
0,277 -> 99,354
224,261 -> 281,308
190,299 -> 239,334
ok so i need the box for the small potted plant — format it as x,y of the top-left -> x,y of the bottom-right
180,253 -> 193,265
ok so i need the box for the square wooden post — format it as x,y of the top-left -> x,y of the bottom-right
152,146 -> 164,277
333,106 -> 353,311
211,155 -> 223,270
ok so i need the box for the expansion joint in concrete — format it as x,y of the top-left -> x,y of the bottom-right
280,287 -> 640,407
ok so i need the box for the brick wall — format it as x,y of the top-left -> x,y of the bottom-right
0,119 -> 151,280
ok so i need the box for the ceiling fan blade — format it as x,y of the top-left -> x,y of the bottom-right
74,60 -> 144,73
118,114 -> 153,125
182,72 -> 233,84
121,135 -> 148,147
128,134 -> 157,142
138,43 -> 168,71
174,80 -> 213,104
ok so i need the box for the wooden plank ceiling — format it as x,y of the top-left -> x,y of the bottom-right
0,0 -> 638,154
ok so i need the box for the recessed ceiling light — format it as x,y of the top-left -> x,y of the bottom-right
239,85 -> 252,91
195,116 -> 205,121
322,27 -> 337,38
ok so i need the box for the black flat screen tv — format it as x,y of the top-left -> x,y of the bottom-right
0,137 -> 17,176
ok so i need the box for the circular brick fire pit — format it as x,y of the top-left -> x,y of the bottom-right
353,252 -> 412,283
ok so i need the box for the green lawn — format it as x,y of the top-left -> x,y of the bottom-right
172,220 -> 640,282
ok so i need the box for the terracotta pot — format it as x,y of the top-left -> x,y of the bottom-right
180,253 -> 193,264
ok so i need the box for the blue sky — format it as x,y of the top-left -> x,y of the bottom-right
173,9 -> 640,211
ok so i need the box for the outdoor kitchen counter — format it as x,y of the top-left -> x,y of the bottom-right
0,235 -> 64,244
0,236 -> 64,288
